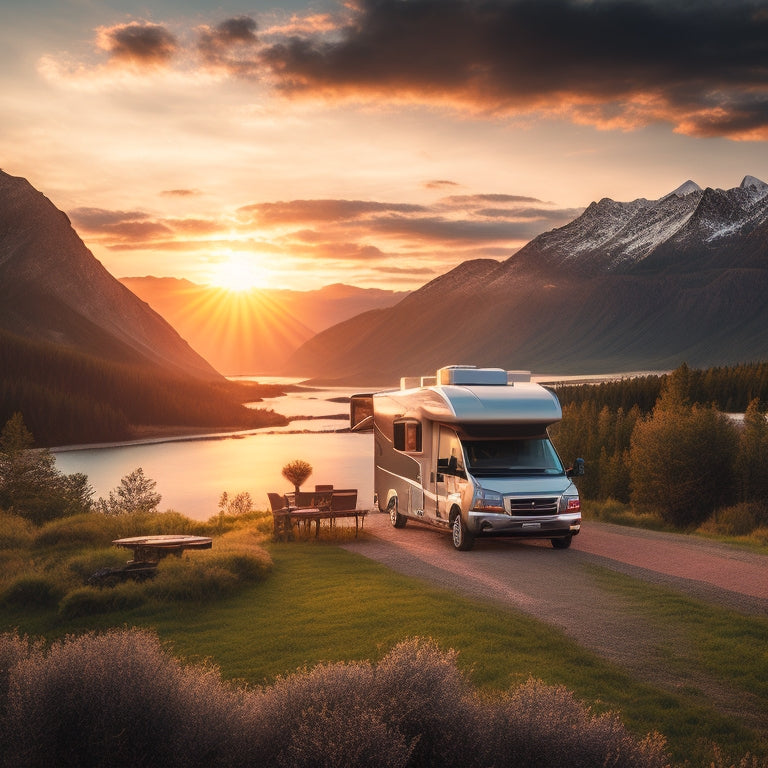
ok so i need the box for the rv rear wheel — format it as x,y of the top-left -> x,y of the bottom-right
388,498 -> 407,528
452,514 -> 474,551
551,535 -> 572,549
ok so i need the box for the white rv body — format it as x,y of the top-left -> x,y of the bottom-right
351,365 -> 582,551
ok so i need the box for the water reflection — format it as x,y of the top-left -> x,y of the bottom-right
53,383 -> 375,522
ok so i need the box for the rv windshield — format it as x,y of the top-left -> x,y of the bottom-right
463,438 -> 564,476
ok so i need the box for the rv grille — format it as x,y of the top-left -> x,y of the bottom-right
508,497 -> 559,516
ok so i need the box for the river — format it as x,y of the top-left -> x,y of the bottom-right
53,379 -> 375,522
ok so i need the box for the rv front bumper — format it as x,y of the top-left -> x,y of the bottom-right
467,510 -> 581,538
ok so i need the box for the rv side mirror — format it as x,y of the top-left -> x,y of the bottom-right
567,458 -> 585,478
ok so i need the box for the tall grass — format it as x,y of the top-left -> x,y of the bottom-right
0,629 -> 672,768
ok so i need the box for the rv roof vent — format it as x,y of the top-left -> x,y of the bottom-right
420,376 -> 437,387
437,366 -> 508,386
400,376 -> 421,390
507,370 -> 532,383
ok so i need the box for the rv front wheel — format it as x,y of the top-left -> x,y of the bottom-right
388,499 -> 407,528
452,514 -> 474,551
551,535 -> 572,549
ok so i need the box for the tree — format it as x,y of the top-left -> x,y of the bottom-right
630,392 -> 738,528
0,413 -> 93,524
96,467 -> 161,515
281,459 -> 312,496
218,491 -> 253,516
735,399 -> 768,503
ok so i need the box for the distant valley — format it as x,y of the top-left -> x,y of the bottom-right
119,277 -> 408,375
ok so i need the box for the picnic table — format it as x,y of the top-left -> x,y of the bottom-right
87,535 -> 213,585
270,489 -> 368,541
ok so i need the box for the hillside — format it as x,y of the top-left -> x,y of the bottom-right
0,171 -> 286,444
284,177 -> 768,384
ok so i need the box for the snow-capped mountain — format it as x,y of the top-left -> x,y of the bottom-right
506,175 -> 768,276
285,177 -> 768,383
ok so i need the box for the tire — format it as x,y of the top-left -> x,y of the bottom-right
452,513 -> 474,551
551,535 -> 572,549
388,498 -> 407,528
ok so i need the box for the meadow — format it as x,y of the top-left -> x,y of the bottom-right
1,509 -> 767,767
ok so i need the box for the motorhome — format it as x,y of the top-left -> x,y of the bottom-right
350,365 -> 584,551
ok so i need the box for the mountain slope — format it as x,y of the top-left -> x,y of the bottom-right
285,177 -> 768,383
0,170 -> 220,381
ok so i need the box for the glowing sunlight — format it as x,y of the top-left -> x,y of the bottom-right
207,252 -> 268,293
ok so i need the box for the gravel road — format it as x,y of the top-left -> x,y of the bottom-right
342,512 -> 768,728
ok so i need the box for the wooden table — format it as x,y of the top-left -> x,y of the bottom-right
273,507 -> 368,540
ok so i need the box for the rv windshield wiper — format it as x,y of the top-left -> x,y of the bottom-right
470,467 -> 558,477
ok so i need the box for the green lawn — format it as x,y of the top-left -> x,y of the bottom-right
2,538 -> 766,766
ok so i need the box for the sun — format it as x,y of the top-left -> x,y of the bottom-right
207,253 -> 267,293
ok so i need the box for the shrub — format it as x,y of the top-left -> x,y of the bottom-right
481,678 -> 669,768
58,582 -> 145,619
2,629 -> 244,768
147,557 -> 239,602
0,512 -> 33,549
66,548 -> 129,582
699,503 -> 764,537
1,574 -> 64,609
0,630 -> 673,768
34,512 -> 116,548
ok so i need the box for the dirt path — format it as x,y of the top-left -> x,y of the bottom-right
342,513 -> 768,730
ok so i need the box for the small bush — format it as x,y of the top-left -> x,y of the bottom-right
147,557 -> 239,602
0,513 -> 33,549
1,574 -> 64,609
66,548 -> 129,582
58,582 -> 145,619
34,512 -> 116,548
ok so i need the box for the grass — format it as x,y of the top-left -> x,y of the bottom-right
1,513 -> 767,766
3,539 -> 765,766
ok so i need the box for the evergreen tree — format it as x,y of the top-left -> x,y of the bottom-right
0,413 -> 93,523
735,399 -> 768,504
629,386 -> 738,528
96,468 -> 162,515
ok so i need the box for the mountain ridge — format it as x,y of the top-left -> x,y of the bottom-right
285,177 -> 768,384
0,170 -> 221,381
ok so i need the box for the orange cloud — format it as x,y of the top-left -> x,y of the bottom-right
95,22 -> 178,68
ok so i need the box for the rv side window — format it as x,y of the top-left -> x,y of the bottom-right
394,420 -> 422,452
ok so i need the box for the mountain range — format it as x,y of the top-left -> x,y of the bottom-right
119,277 -> 408,375
285,176 -> 768,384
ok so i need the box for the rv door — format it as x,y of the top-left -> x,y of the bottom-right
434,426 -> 467,521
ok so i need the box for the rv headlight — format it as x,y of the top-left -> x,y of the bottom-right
558,495 -> 581,513
471,487 -> 506,514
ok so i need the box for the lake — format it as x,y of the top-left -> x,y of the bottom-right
53,379 -> 375,522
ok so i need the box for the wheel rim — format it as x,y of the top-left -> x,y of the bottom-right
452,516 -> 462,547
389,503 -> 397,526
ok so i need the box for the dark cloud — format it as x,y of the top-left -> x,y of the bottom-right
70,207 -> 150,229
197,16 -> 260,75
98,22 -> 178,67
258,0 -> 768,139
362,214 -> 552,243
239,199 -> 427,224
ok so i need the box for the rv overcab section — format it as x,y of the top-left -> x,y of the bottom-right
351,365 -> 585,551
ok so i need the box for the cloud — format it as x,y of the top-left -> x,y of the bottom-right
196,16 -> 261,76
238,199 -> 427,224
96,22 -> 179,68
257,0 -> 768,140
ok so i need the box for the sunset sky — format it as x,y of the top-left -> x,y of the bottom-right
3,0 -> 768,291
